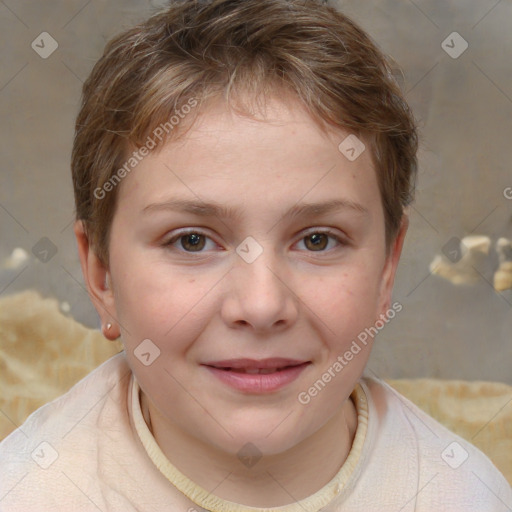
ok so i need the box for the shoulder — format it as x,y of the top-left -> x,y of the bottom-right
0,352 -> 131,446
355,374 -> 512,510
0,353 -> 133,510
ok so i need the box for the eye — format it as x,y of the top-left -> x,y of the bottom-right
296,230 -> 345,252
163,228 -> 346,254
163,230 -> 217,252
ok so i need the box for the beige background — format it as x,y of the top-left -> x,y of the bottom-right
0,0 -> 511,383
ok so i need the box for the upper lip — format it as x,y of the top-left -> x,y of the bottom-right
202,358 -> 310,369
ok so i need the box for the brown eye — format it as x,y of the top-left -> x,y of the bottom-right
164,230 -> 218,254
297,230 -> 345,253
304,233 -> 329,251
180,233 -> 206,251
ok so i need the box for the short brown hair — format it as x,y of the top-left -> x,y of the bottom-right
72,0 -> 418,266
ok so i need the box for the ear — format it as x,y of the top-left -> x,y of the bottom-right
377,214 -> 409,316
73,220 -> 120,340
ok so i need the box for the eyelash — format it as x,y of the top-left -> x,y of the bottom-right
162,228 -> 347,254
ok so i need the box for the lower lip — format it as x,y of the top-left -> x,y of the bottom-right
203,363 -> 310,393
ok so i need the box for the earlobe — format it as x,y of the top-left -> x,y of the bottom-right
378,215 -> 409,315
73,220 -> 120,340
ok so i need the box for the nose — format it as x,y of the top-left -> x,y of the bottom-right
220,251 -> 299,334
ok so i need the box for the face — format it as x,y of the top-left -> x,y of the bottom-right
82,95 -> 406,458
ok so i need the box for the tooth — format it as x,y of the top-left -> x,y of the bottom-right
244,368 -> 260,374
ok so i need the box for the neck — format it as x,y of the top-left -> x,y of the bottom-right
142,394 -> 358,508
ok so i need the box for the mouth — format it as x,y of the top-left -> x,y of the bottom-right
214,367 -> 295,374
201,358 -> 311,393
202,358 -> 310,373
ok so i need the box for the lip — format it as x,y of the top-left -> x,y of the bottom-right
203,358 -> 308,369
202,358 -> 311,394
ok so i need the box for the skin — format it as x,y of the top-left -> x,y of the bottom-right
75,93 -> 408,507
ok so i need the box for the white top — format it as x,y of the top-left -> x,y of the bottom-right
0,352 -> 510,511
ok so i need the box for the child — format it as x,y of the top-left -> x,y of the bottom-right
1,0 -> 511,510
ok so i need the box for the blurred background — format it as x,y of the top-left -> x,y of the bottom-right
0,0 -> 511,383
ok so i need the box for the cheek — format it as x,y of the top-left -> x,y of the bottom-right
303,263 -> 382,329
111,256 -> 215,348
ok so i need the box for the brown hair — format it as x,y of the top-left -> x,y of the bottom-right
72,0 -> 418,266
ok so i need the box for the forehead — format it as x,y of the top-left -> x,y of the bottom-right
163,95 -> 342,161
116,94 -> 378,214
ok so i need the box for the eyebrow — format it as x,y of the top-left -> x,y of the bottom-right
142,197 -> 369,220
